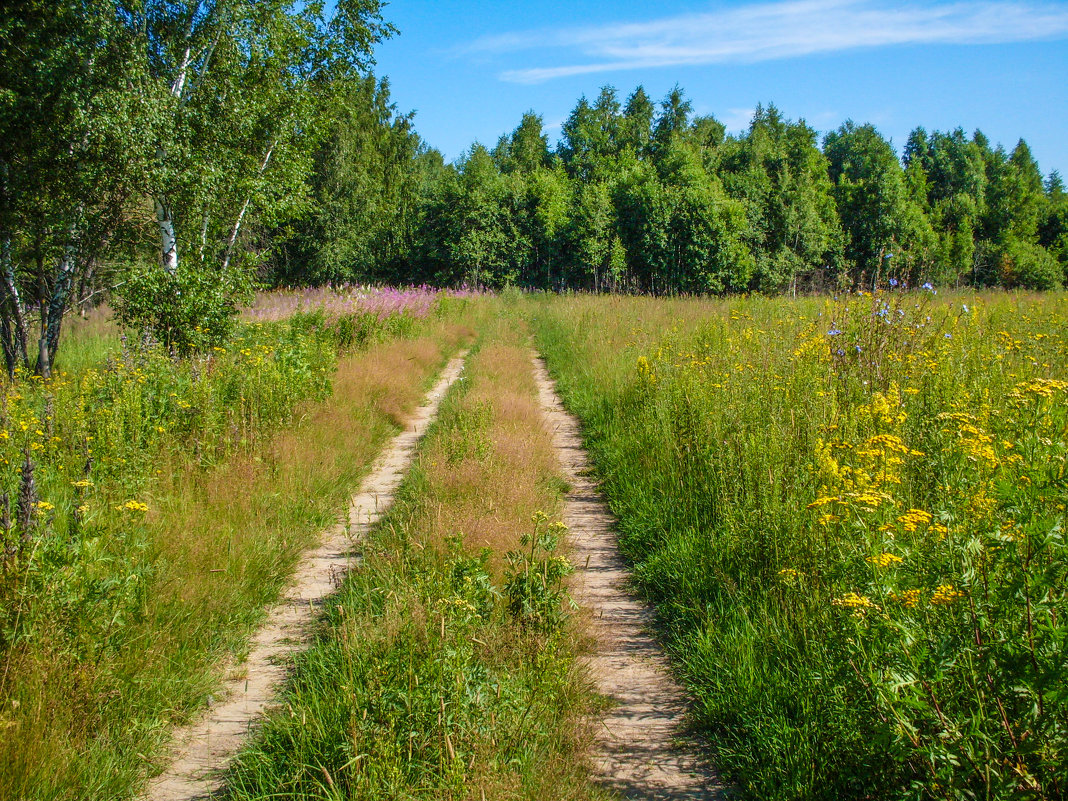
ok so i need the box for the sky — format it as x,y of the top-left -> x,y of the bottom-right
370,0 -> 1068,175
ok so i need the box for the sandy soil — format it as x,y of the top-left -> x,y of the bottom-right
532,354 -> 729,801
143,353 -> 468,801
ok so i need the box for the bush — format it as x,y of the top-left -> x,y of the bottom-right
113,264 -> 256,354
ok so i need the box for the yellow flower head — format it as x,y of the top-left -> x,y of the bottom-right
867,552 -> 903,569
832,592 -> 878,610
931,584 -> 964,605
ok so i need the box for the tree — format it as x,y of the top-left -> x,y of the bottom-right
271,77 -> 427,286
0,0 -> 152,376
619,86 -> 655,156
499,112 -> 550,175
721,105 -> 842,292
823,121 -> 934,287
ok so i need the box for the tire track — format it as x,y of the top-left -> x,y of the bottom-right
145,352 -> 468,801
532,354 -> 728,801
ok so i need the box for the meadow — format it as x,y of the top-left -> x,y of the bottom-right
0,288 -> 476,798
0,286 -> 1065,801
225,310 -> 606,800
530,289 -> 1068,800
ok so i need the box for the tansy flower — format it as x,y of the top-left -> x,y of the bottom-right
931,584 -> 964,605
867,552 -> 903,568
833,592 -> 878,609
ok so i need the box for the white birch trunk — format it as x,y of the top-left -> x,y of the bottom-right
221,141 -> 276,270
155,195 -> 179,274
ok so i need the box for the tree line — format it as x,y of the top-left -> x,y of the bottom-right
287,84 -> 1066,295
3,3 -> 1067,373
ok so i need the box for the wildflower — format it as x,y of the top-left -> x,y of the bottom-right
921,282 -> 934,292
896,509 -> 932,532
889,278 -> 899,287
117,500 -> 149,513
833,592 -> 878,610
867,552 -> 904,568
891,589 -> 921,608
931,584 -> 964,605
35,500 -> 54,512
76,504 -> 89,514
806,496 -> 841,510
827,326 -> 842,336
778,568 -> 802,580
70,479 -> 93,488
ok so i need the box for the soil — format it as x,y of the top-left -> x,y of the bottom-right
532,354 -> 729,801
143,352 -> 468,801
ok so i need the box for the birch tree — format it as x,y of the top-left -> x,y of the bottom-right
0,0 -> 151,376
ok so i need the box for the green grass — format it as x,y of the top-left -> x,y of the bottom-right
0,305 -> 477,800
226,313 -> 609,801
528,290 -> 1068,801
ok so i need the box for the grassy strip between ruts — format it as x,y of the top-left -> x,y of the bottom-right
0,310 -> 477,800
225,312 -> 612,800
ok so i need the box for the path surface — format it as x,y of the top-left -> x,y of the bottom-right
532,355 -> 727,801
145,353 -> 468,801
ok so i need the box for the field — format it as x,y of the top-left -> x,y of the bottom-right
0,287 -> 1065,800
531,289 -> 1068,800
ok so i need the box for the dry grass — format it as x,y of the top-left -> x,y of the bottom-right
225,311 -> 608,801
0,318 -> 474,800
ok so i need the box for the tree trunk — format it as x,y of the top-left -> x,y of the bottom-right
222,140 -> 276,271
0,236 -> 30,372
37,298 -> 50,379
155,194 -> 179,274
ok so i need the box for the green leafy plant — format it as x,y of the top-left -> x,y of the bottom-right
113,265 -> 256,354
504,511 -> 573,632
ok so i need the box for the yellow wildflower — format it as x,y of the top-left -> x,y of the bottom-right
931,584 -> 964,605
833,592 -> 879,610
867,552 -> 904,568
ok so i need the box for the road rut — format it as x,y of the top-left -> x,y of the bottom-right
145,352 -> 468,801
532,354 -> 727,801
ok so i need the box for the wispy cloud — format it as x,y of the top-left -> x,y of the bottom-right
720,107 -> 759,133
459,0 -> 1068,84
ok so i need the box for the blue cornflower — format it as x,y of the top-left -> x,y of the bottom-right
828,326 -> 842,336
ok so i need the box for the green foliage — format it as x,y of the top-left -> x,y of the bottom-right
0,316 -> 337,661
504,512 -> 574,632
532,291 -> 1068,800
112,263 -> 255,354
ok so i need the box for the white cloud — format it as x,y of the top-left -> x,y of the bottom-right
460,0 -> 1068,84
721,107 -> 758,133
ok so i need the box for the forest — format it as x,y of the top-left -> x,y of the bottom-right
4,1 -> 1068,377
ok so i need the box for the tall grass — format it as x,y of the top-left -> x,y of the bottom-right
530,291 -> 1068,800
226,311 -> 608,801
0,304 -> 477,799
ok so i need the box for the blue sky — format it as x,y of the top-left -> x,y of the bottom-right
371,0 -> 1068,175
